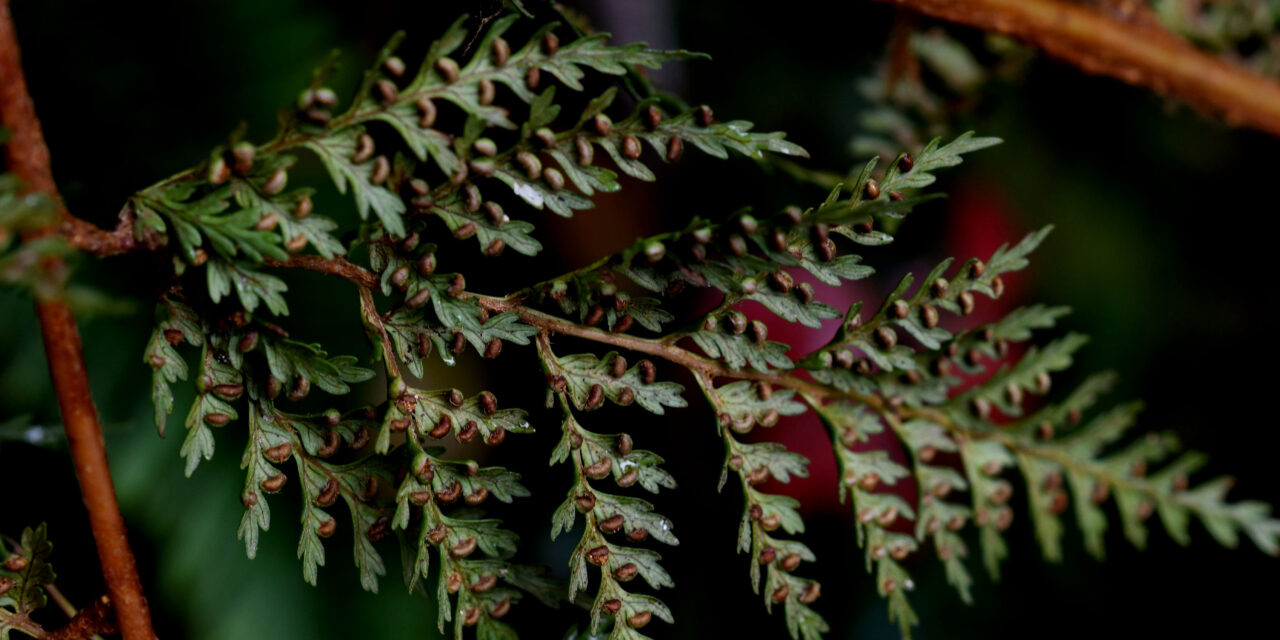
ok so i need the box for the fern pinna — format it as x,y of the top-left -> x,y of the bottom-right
122,11 -> 1280,640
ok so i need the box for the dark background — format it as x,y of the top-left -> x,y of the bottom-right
2,1 -> 1278,638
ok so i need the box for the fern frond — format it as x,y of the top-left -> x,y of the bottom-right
115,9 -> 1280,640
697,373 -> 828,640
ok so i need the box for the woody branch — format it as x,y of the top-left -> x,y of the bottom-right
877,0 -> 1280,139
0,2 -> 156,638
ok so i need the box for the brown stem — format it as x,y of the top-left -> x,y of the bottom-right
45,595 -> 117,640
488,296 -> 856,399
0,3 -> 156,638
42,573 -> 106,640
268,253 -> 882,408
60,213 -> 139,257
358,285 -> 400,377
878,0 -> 1280,139
0,1 -> 134,256
31,303 -> 155,639
267,255 -> 379,288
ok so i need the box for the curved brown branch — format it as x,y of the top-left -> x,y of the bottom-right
60,214 -> 139,257
482,296 -> 859,402
358,285 -> 401,378
879,0 -> 1280,139
0,0 -> 135,257
267,255 -> 380,288
0,2 -> 156,638
268,253 -> 880,407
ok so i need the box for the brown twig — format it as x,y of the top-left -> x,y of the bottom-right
29,307 -> 155,640
0,2 -> 156,638
484,296 -> 860,402
878,0 -> 1280,139
45,596 -> 117,640
60,213 -> 139,257
358,285 -> 401,377
0,0 -> 135,257
267,254 -> 876,407
266,256 -> 402,374
45,581 -> 106,640
267,255 -> 379,288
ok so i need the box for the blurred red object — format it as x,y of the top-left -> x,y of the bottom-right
745,181 -> 1030,517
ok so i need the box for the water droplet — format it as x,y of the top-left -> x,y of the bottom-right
511,181 -> 544,209
24,426 -> 47,445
